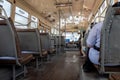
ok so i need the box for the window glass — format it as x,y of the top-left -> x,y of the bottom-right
108,0 -> 114,5
14,7 -> 29,28
14,22 -> 27,29
95,0 -> 107,22
0,0 -> 11,17
100,0 -> 107,15
95,12 -> 99,22
46,29 -> 49,33
16,7 -> 28,18
15,14 -> 28,24
55,29 -> 59,34
15,26 -> 27,29
63,32 -> 80,42
30,16 -> 38,28
30,22 -> 37,28
101,1 -> 106,11
51,28 -> 55,34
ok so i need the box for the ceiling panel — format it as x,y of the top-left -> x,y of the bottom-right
23,0 -> 100,31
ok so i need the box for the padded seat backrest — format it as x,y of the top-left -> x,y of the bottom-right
55,36 -> 59,46
40,33 -> 50,50
0,18 -> 20,58
61,36 -> 65,46
0,18 -> 21,65
50,36 -> 55,48
17,29 -> 41,53
55,36 -> 65,46
100,6 -> 120,73
0,19 -> 17,57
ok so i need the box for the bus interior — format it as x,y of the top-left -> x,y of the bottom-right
0,0 -> 120,80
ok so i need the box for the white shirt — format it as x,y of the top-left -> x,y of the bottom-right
86,22 -> 103,64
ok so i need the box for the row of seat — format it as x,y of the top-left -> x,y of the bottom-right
0,17 -> 59,80
17,29 -> 55,69
0,6 -> 65,80
0,18 -> 67,80
0,18 -> 33,80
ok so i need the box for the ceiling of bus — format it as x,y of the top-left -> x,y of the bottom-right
23,0 -> 100,32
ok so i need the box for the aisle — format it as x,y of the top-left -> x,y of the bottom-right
22,51 -> 109,80
25,51 -> 81,80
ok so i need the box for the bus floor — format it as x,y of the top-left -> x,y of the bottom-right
23,51 -> 109,80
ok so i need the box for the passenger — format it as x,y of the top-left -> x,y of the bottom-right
82,23 -> 94,55
87,1 -> 120,65
86,22 -> 103,65
82,30 -> 86,38
83,23 -> 97,72
78,32 -> 82,56
79,30 -> 86,56
80,30 -> 86,57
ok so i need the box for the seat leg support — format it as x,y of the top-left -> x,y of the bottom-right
12,65 -> 16,80
36,57 -> 39,69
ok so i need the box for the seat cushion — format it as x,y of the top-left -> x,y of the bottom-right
42,50 -> 48,57
49,48 -> 56,54
0,53 -> 33,65
19,54 -> 33,64
22,51 -> 41,57
0,57 -> 16,60
0,56 -> 17,64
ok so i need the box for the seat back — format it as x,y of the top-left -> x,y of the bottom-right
100,6 -> 120,73
40,33 -> 50,51
0,19 -> 17,57
61,36 -> 65,46
17,29 -> 41,55
61,36 -> 65,52
55,36 -> 59,47
0,18 -> 21,65
50,36 -> 55,49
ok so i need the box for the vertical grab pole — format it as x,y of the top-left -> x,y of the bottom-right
58,9 -> 61,54
65,18 -> 67,53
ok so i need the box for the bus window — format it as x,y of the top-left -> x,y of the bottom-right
39,30 -> 42,33
30,16 -> 38,28
14,7 -> 29,29
0,0 -> 11,17
108,0 -> 114,5
51,28 -> 54,34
